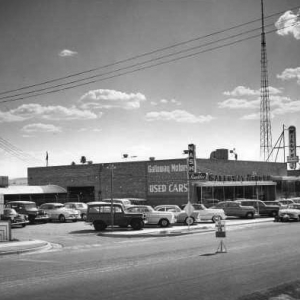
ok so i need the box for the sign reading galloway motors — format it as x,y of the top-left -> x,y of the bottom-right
147,162 -> 188,194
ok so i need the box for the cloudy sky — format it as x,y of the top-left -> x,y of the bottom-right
0,0 -> 300,178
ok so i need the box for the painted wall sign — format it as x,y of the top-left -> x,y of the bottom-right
147,161 -> 188,195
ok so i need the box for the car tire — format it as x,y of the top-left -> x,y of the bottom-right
59,214 -> 66,223
159,218 -> 170,228
212,215 -> 221,223
22,223 -> 26,227
94,221 -> 107,231
246,212 -> 254,219
72,219 -> 77,222
81,213 -> 87,221
184,217 -> 194,225
131,219 -> 144,230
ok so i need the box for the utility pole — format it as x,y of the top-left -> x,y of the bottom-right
108,164 -> 116,230
260,0 -> 272,161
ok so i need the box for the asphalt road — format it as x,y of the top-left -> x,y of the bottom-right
1,221 -> 300,300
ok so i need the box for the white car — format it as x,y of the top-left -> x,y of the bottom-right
64,202 -> 88,220
39,203 -> 80,222
181,203 -> 226,222
276,203 -> 300,222
126,205 -> 176,227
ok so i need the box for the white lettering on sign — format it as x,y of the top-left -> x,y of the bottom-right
148,164 -> 187,174
149,183 -> 188,193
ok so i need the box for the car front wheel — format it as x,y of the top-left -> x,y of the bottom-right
59,214 -> 66,223
246,212 -> 254,219
94,221 -> 107,231
159,218 -> 170,228
131,219 -> 144,230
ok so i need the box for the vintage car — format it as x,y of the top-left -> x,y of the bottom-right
126,205 -> 176,227
64,202 -> 88,220
86,202 -> 147,231
212,201 -> 257,219
39,203 -> 80,222
154,205 -> 201,225
1,208 -> 29,227
181,203 -> 226,222
5,201 -> 49,224
275,204 -> 300,222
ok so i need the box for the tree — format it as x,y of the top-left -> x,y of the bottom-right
80,156 -> 87,164
71,161 -> 76,165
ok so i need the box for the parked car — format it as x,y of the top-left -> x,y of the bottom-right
202,199 -> 220,208
1,208 -> 29,227
39,203 -> 80,222
235,199 -> 279,217
154,205 -> 201,225
289,197 -> 300,204
275,199 -> 295,208
212,201 -> 257,219
5,201 -> 49,224
102,198 -> 133,208
275,203 -> 300,222
181,203 -> 226,222
64,202 -> 88,220
86,202 -> 147,231
263,201 -> 283,207
126,205 -> 176,227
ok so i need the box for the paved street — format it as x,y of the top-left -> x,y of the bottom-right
1,219 -> 300,300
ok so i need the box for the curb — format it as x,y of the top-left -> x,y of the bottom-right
97,218 -> 274,238
0,240 -> 52,256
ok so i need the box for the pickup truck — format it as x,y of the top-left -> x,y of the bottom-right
86,202 -> 147,231
235,199 -> 279,217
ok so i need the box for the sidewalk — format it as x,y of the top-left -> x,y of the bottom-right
0,217 -> 273,256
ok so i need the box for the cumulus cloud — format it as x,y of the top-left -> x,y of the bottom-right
218,98 -> 259,109
145,110 -> 214,123
240,113 -> 260,120
223,86 -> 282,97
80,89 -> 146,110
0,111 -> 24,123
22,123 -> 61,133
275,10 -> 300,39
277,67 -> 300,85
59,49 -> 78,57
0,104 -> 98,122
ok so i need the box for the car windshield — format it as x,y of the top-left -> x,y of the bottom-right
288,204 -> 300,209
54,205 -> 64,209
24,203 -> 37,209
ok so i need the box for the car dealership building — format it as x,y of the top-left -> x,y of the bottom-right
27,155 -> 294,207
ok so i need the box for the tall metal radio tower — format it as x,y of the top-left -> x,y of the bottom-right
260,0 -> 272,161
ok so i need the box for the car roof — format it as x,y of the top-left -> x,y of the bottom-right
7,201 -> 35,204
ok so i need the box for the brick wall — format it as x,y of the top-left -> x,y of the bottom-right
28,158 -> 287,205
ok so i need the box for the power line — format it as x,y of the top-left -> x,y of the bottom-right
0,7 -> 298,104
1,5 -> 298,98
0,137 -> 43,165
0,22 -> 296,104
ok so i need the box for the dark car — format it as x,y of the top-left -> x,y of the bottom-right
1,208 -> 29,227
86,202 -> 147,231
5,201 -> 49,224
235,199 -> 279,217
212,201 -> 257,219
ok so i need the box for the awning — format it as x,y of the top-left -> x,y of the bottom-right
0,185 -> 67,195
